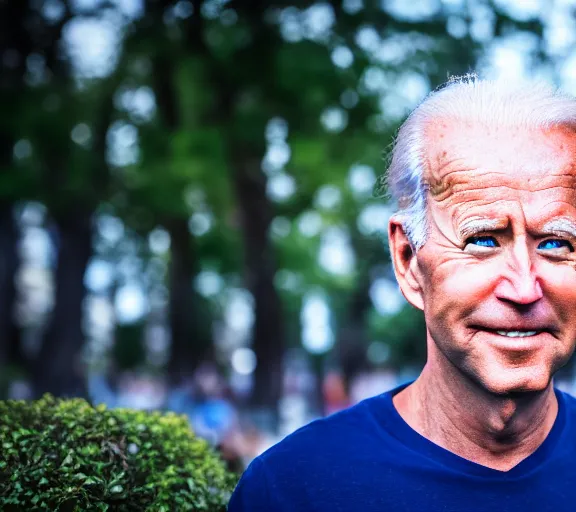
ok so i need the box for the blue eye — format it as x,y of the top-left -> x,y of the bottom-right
538,239 -> 574,252
466,236 -> 498,248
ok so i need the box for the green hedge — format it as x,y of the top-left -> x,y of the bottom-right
0,395 -> 236,511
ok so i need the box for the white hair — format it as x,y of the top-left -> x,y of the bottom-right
385,74 -> 576,250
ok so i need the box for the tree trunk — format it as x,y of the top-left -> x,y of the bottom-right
336,283 -> 371,394
0,0 -> 31,393
230,153 -> 284,425
165,217 -> 212,386
336,233 -> 386,394
185,0 -> 286,425
151,42 -> 215,385
0,202 -> 23,395
32,210 -> 92,398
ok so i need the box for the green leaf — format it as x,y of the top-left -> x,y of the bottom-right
0,394 -> 235,509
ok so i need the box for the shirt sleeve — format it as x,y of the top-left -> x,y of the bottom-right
228,456 -> 273,512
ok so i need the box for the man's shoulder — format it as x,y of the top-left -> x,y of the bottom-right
229,393 -> 399,511
259,393 -> 389,467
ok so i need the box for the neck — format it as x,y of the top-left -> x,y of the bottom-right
393,348 -> 559,471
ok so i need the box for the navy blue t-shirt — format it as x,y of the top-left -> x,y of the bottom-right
228,383 -> 576,511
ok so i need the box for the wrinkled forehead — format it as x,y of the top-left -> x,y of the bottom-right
422,121 -> 576,201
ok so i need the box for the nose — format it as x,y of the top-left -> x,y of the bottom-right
494,241 -> 543,306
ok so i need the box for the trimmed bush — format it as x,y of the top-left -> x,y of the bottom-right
0,395 -> 236,511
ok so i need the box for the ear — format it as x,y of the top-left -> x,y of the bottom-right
388,217 -> 424,311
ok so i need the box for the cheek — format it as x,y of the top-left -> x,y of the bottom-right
424,261 -> 498,317
540,264 -> 576,320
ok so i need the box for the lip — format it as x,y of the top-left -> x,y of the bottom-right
470,325 -> 555,335
474,328 -> 550,351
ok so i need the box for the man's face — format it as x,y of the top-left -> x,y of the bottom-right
401,122 -> 576,395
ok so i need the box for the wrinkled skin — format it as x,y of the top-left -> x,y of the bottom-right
391,122 -> 576,396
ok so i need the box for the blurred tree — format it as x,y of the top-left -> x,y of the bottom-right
1,0 -> 121,397
0,1 -> 31,392
114,0 -> 289,418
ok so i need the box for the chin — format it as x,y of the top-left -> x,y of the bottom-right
475,367 -> 553,396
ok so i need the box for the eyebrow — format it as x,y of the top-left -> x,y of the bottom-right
542,218 -> 576,238
456,217 -> 508,240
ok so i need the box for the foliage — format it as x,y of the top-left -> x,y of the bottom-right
0,396 -> 236,511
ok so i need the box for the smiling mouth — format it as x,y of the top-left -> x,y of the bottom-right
472,327 -> 550,339
493,330 -> 540,338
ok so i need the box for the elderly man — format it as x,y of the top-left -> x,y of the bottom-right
228,76 -> 576,511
